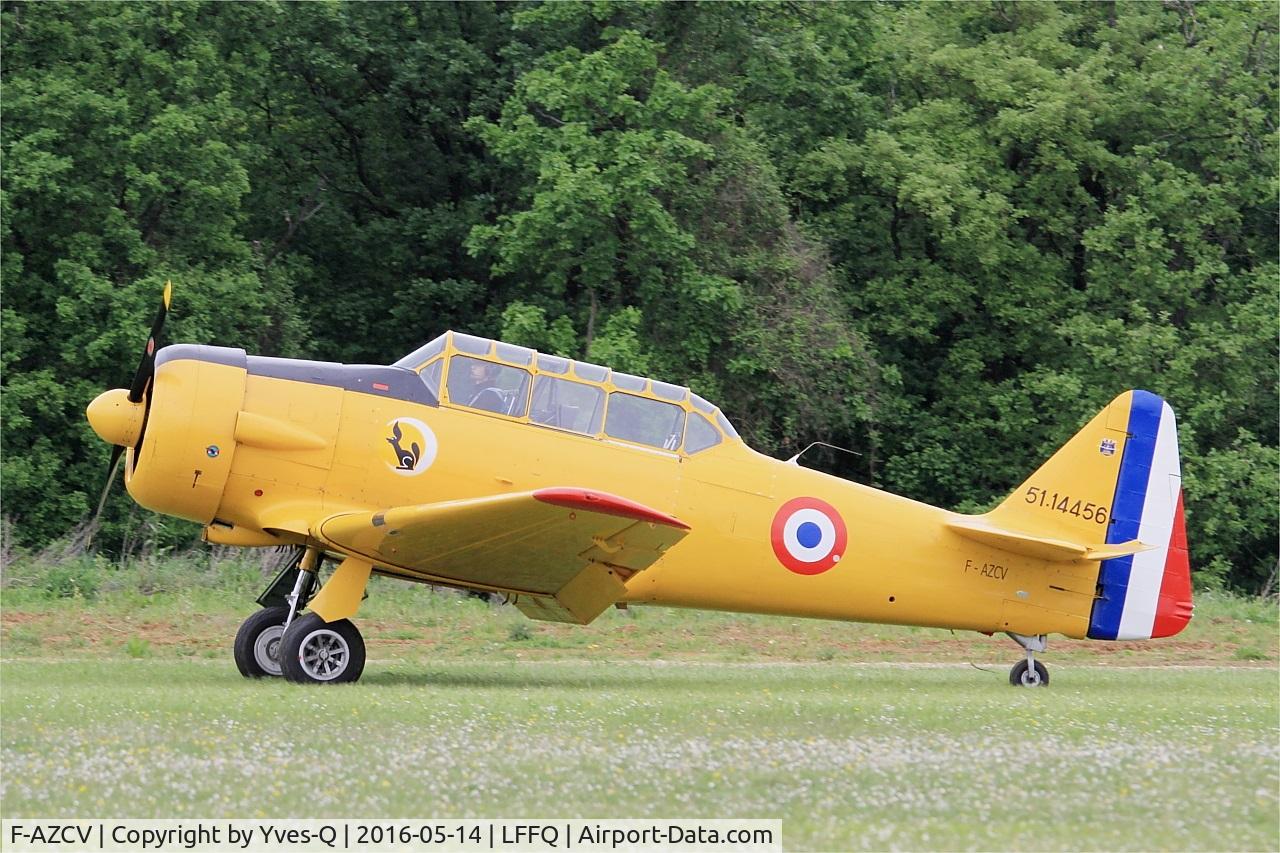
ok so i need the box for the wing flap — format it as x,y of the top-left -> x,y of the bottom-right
315,487 -> 689,624
580,520 -> 687,571
512,564 -> 629,625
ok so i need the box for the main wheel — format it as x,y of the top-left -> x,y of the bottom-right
1009,658 -> 1049,687
233,606 -> 291,678
279,612 -> 365,685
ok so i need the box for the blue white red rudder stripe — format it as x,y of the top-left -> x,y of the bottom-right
1088,391 -> 1193,640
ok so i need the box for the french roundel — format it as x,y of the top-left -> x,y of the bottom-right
770,497 -> 848,575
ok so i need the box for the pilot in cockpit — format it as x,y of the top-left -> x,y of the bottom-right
461,360 -> 507,414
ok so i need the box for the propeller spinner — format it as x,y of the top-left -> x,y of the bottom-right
86,281 -> 171,448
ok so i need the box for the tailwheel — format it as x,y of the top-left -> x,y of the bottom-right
1006,632 -> 1049,687
233,606 -> 290,678
1009,658 -> 1049,687
280,612 -> 366,685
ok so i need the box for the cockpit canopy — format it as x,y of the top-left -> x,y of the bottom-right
394,331 -> 740,455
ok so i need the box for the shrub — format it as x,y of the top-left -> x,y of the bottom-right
40,558 -> 103,599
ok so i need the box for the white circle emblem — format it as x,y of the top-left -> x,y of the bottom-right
385,417 -> 437,476
782,508 -> 838,563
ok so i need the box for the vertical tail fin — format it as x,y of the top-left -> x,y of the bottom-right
986,391 -> 1193,640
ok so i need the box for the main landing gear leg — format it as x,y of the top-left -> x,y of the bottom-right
1006,632 -> 1049,687
282,547 -> 320,633
233,547 -> 320,679
280,555 -> 371,685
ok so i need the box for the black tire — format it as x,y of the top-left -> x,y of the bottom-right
233,606 -> 291,678
279,612 -> 365,685
1009,658 -> 1049,687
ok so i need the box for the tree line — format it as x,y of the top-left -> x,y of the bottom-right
3,1 -> 1275,591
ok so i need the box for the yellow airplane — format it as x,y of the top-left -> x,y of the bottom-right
86,287 -> 1192,685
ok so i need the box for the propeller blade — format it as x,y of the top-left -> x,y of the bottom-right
85,444 -> 125,543
127,280 -> 173,403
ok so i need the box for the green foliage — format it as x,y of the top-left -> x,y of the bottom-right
1,549 -> 276,605
2,3 -> 306,550
469,8 -> 879,452
2,1 -> 1275,590
465,25 -> 735,364
1184,432 -> 1279,590
787,1 -> 1278,582
498,302 -> 578,356
37,557 -> 104,600
587,307 -> 651,375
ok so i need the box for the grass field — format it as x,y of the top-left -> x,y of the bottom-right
2,559 -> 1278,850
2,560 -> 1277,666
2,661 -> 1277,850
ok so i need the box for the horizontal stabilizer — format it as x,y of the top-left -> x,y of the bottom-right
946,518 -> 1151,563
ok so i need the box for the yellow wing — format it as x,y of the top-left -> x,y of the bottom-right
313,487 -> 690,625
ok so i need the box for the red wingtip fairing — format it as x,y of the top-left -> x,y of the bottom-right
533,488 -> 691,530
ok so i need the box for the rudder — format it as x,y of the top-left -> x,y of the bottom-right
1088,391 -> 1192,639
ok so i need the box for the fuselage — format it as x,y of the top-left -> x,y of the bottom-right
118,337 -> 1097,639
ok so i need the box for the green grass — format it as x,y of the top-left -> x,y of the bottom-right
2,557 -> 1276,666
1,660 -> 1276,851
2,556 -> 1278,849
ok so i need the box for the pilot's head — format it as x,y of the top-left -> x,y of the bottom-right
469,360 -> 497,384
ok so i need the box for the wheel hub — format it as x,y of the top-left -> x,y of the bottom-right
253,625 -> 286,677
298,629 -> 350,681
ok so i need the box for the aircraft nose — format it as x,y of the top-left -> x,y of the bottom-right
86,388 -> 145,447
